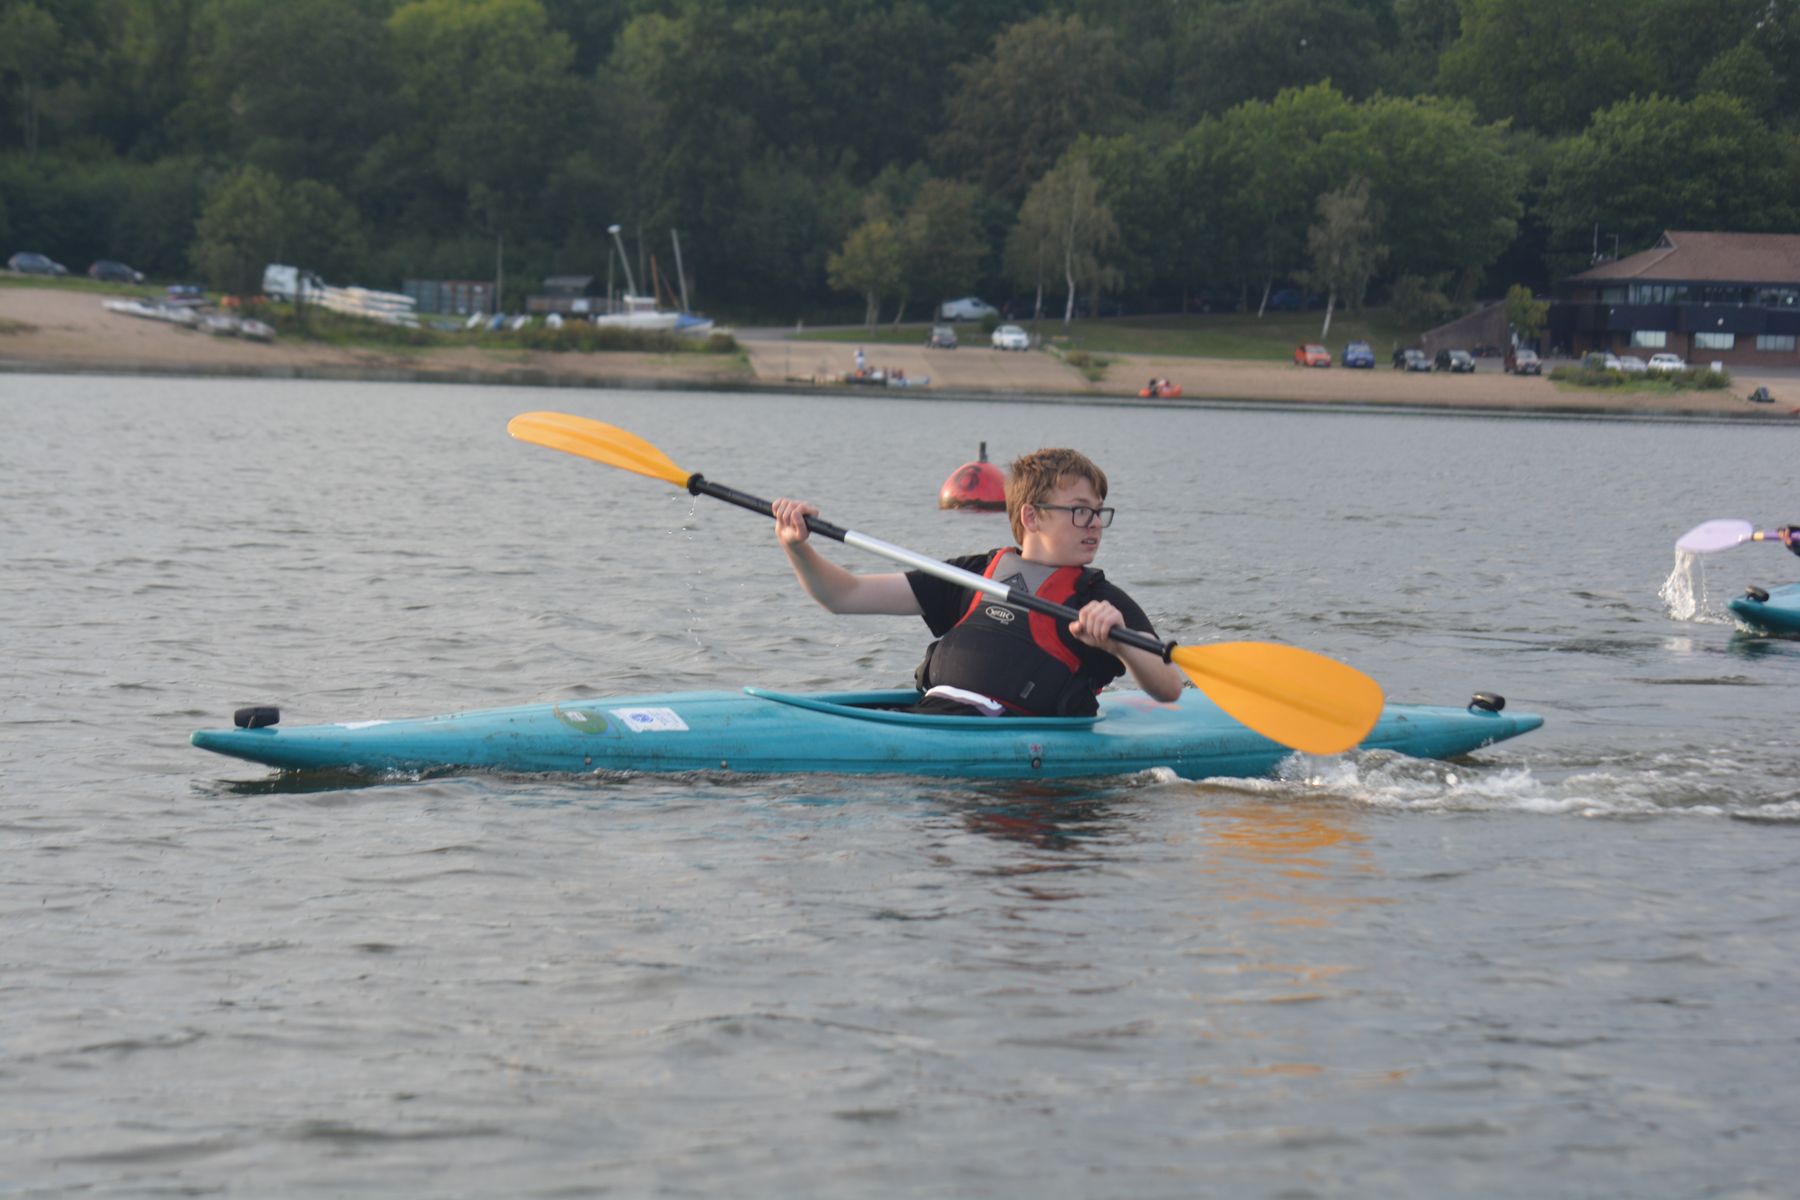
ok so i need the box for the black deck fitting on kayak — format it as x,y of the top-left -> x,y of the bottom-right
234,705 -> 280,729
1746,585 -> 1771,602
1468,693 -> 1505,713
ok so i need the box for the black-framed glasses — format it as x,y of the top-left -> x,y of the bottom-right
1034,503 -> 1115,529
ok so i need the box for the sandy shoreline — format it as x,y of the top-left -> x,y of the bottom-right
3,285 -> 1795,420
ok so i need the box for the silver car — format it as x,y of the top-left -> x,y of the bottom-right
7,251 -> 67,276
991,324 -> 1030,351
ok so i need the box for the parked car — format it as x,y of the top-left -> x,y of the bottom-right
1269,288 -> 1320,311
1394,347 -> 1431,371
1504,347 -> 1542,375
940,296 -> 998,321
1582,351 -> 1624,372
991,323 -> 1030,351
1340,340 -> 1375,368
1293,342 -> 1331,367
7,251 -> 68,276
1434,348 -> 1476,373
925,324 -> 958,349
1646,352 -> 1688,374
87,259 -> 145,284
1616,354 -> 1648,374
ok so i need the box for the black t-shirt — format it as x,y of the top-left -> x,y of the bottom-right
905,550 -> 1159,690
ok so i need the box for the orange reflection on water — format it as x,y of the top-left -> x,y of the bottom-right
1194,799 -> 1390,929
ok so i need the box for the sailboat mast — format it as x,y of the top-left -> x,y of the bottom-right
606,224 -> 639,299
671,229 -> 691,313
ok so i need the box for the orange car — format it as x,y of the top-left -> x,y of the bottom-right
1293,343 -> 1331,367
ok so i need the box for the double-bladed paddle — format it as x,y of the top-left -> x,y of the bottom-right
506,410 -> 1384,755
1675,519 -> 1783,554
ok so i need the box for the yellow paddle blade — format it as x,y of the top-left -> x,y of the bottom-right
1170,641 -> 1384,755
507,411 -> 691,488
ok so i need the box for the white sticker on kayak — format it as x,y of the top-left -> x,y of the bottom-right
338,720 -> 391,730
609,706 -> 689,733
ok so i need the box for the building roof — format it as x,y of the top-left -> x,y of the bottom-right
1570,231 -> 1800,284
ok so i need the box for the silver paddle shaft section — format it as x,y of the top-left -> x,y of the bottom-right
841,529 -> 1007,598
683,472 -> 1174,662
841,530 -> 1173,662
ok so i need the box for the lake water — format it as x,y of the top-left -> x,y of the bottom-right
4,373 -> 1798,1197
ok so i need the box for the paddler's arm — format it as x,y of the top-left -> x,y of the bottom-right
1068,599 -> 1185,702
773,498 -> 923,615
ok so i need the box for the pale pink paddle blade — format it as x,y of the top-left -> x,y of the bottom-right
1675,519 -> 1755,554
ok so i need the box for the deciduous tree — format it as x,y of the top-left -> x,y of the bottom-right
1014,158 -> 1120,328
898,179 -> 986,324
1299,176 -> 1386,341
0,2 -> 65,158
1505,283 -> 1548,342
829,216 -> 904,330
933,13 -> 1138,203
1437,0 -> 1652,134
1539,94 -> 1796,269
190,165 -> 288,296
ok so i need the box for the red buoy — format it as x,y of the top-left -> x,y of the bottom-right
939,442 -> 1006,510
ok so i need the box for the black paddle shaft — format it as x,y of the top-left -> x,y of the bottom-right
686,473 -> 1176,663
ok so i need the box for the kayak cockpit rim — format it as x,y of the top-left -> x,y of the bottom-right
741,687 -> 1105,728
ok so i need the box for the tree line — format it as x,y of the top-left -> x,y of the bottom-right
2,0 -> 1797,322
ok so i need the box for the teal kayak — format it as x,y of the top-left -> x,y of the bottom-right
1729,582 -> 1800,634
191,687 -> 1543,780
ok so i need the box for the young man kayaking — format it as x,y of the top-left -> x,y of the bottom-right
772,448 -> 1184,716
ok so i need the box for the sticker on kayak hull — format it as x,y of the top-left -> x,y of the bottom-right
552,705 -> 608,734
609,706 -> 689,733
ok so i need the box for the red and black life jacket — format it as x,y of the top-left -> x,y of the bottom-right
914,549 -> 1108,716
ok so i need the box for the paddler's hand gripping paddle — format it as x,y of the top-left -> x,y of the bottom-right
507,411 -> 1384,755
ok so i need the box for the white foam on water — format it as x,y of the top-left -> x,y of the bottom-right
1183,749 -> 1799,819
1659,549 -> 1731,623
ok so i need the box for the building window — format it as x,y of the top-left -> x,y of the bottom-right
1627,284 -> 1693,305
1631,330 -> 1668,348
1755,333 -> 1797,352
1695,332 -> 1735,350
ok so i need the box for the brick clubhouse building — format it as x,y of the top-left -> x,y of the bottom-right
1549,230 -> 1800,368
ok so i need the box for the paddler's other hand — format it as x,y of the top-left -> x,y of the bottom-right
772,497 -> 819,547
1779,525 -> 1800,557
1068,599 -> 1125,650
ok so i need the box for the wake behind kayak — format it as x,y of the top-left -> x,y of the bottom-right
191,687 -> 1543,780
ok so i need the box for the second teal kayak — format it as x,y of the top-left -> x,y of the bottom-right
1729,581 -> 1800,635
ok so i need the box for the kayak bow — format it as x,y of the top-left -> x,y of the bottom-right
1729,582 -> 1800,635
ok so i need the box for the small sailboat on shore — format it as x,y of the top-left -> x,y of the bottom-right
593,225 -> 715,336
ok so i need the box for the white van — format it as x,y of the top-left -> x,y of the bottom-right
262,264 -> 326,302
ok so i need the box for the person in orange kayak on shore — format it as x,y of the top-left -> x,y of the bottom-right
772,448 -> 1184,716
